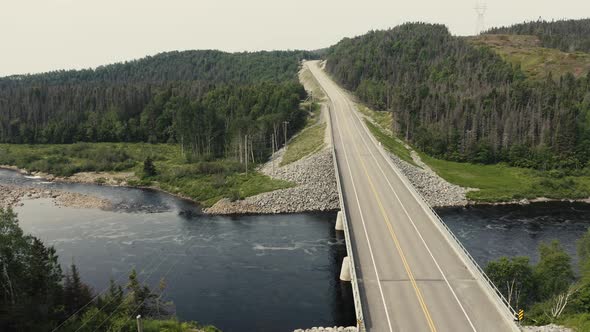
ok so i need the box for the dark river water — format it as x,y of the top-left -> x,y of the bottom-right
2,169 -> 590,331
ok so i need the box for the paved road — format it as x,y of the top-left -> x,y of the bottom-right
306,61 -> 518,332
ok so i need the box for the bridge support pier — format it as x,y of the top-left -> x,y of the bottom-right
335,211 -> 344,231
340,256 -> 351,281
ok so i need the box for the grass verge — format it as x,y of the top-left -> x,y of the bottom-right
357,104 -> 392,130
0,143 -> 293,207
364,120 -> 416,166
280,123 -> 326,166
300,65 -> 326,101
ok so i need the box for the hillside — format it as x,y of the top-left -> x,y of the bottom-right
0,50 -> 315,160
325,22 -> 590,171
0,50 -> 312,85
486,18 -> 590,53
466,34 -> 590,81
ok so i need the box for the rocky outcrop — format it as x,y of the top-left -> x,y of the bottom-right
0,185 -> 111,210
294,327 -> 357,332
204,148 -> 338,214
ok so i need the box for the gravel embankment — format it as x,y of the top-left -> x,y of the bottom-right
293,327 -> 357,332
204,147 -> 338,214
385,151 -> 472,207
0,184 -> 111,210
520,324 -> 573,332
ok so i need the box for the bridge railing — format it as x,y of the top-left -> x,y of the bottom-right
412,187 -> 519,320
326,101 -> 365,331
350,103 -> 519,324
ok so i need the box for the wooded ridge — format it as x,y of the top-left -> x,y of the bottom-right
0,50 -> 316,162
325,21 -> 590,171
486,19 -> 590,53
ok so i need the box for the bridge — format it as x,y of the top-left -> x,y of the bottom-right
306,61 -> 520,332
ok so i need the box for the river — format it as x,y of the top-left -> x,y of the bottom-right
2,168 -> 589,331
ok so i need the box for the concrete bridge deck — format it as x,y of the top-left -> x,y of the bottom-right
306,60 -> 519,332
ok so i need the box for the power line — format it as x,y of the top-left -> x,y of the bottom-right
92,241 -> 198,332
50,252 -> 162,332
72,249 -> 169,332
116,252 -> 186,331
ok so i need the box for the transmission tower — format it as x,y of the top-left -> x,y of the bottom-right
474,2 -> 487,35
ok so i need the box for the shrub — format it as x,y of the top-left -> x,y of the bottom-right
143,157 -> 157,177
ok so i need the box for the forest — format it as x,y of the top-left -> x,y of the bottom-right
486,19 -> 590,53
0,50 -> 315,161
325,22 -> 590,171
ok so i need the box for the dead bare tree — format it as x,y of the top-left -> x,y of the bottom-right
546,285 -> 580,320
506,278 -> 522,309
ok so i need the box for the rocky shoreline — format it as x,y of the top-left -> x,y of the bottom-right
205,147 -> 339,214
0,184 -> 111,210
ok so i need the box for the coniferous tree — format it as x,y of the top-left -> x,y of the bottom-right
63,263 -> 93,317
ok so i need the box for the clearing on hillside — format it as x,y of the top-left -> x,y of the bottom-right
467,34 -> 590,80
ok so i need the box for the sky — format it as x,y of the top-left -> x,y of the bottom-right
0,0 -> 588,76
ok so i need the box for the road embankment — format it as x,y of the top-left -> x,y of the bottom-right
204,146 -> 339,214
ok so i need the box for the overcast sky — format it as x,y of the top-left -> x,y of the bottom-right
0,0 -> 588,76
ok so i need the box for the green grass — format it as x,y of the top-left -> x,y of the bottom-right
300,65 -> 326,101
364,120 -> 417,167
0,143 -> 293,207
353,106 -> 590,203
280,123 -> 326,166
357,104 -> 392,130
140,319 -> 221,332
559,313 -> 590,332
421,152 -> 590,202
467,34 -> 590,80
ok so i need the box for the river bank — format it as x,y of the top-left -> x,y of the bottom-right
356,104 -> 590,209
204,146 -> 338,214
384,146 -> 590,208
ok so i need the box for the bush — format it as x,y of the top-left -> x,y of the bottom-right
228,190 -> 241,202
143,157 -> 157,177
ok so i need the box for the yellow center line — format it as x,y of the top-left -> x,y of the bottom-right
337,96 -> 438,332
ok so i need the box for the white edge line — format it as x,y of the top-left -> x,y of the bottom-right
341,93 -> 477,331
341,83 -> 520,331
316,65 -> 394,332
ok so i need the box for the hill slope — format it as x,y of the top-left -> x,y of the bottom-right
486,19 -> 590,53
0,50 -> 315,161
325,22 -> 590,170
467,34 -> 590,81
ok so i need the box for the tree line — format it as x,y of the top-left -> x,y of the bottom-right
325,22 -> 590,170
486,19 -> 590,53
0,50 -> 315,162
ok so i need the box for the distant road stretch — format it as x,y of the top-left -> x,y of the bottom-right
306,60 -> 517,332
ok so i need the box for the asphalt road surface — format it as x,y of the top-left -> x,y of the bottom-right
306,60 -> 518,332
